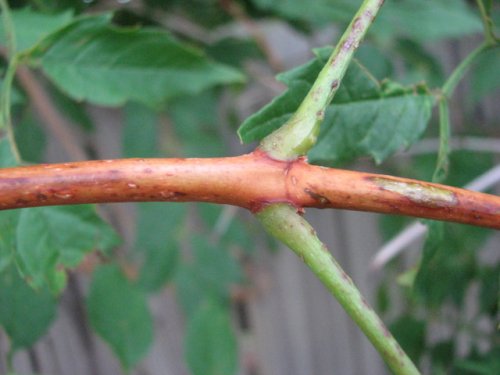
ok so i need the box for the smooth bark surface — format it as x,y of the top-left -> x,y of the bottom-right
1,150 -> 499,229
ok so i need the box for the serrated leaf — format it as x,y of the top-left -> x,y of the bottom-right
185,301 -> 238,375
38,17 -> 244,107
310,80 -> 432,165
87,264 -> 153,369
16,205 -> 120,292
239,48 -> 433,165
0,8 -> 74,53
0,264 -> 56,351
135,203 -> 186,292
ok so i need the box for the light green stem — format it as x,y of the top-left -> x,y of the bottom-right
260,0 -> 383,160
441,42 -> 493,98
256,204 -> 420,375
0,0 -> 21,161
257,0 -> 420,373
432,98 -> 450,183
475,0 -> 498,44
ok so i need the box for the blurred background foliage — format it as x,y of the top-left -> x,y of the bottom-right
0,0 -> 499,374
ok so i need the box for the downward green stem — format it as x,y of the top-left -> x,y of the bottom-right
256,204 -> 420,375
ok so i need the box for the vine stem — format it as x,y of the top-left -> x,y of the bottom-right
260,0 -> 384,160
256,204 -> 420,375
475,0 -> 498,44
0,0 -> 21,161
441,41 -> 494,98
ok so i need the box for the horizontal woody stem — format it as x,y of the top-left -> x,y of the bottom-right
0,150 -> 499,229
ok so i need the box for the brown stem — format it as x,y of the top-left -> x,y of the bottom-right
1,149 -> 499,229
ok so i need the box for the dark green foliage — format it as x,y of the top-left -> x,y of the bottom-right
0,1 -> 498,374
0,264 -> 56,351
87,264 -> 153,369
239,48 -> 433,165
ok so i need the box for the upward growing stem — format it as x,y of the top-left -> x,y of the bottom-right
260,0 -> 384,160
0,0 -> 21,161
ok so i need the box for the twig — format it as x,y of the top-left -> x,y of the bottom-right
371,164 -> 500,270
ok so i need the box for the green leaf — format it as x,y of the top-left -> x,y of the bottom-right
175,235 -> 242,316
0,138 -> 19,167
355,44 -> 394,81
169,91 -> 226,157
49,85 -> 94,132
251,0 -> 358,24
414,221 -> 490,308
197,203 -> 255,254
395,39 -> 445,87
123,103 -> 159,158
239,48 -> 433,165
470,48 -> 500,104
206,37 -> 263,68
185,301 -> 238,375
373,0 -> 483,41
16,205 -> 120,292
478,265 -> 499,316
15,112 -> 46,163
38,17 -> 245,107
309,79 -> 432,165
0,210 -> 19,274
454,347 -> 500,375
192,236 -> 242,293
389,315 -> 426,364
0,264 -> 56,351
134,203 -> 187,292
251,0 -> 482,41
430,340 -> 455,372
87,264 -> 153,369
0,8 -> 74,53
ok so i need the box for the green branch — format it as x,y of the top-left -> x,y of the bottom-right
256,204 -> 420,375
0,0 -> 20,161
475,0 -> 498,44
441,42 -> 493,98
260,0 -> 384,160
256,0 -> 421,373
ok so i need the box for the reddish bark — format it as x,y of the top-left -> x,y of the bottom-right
0,149 -> 499,229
